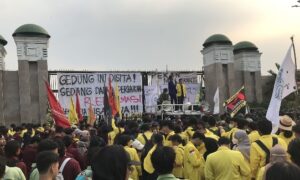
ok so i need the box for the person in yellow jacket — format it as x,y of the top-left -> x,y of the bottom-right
205,137 -> 250,180
117,134 -> 142,180
136,123 -> 153,145
194,120 -> 219,154
184,117 -> 197,141
151,146 -> 179,180
220,117 -> 247,143
143,134 -> 164,179
169,134 -> 184,179
277,115 -> 295,146
160,120 -> 175,147
108,118 -> 125,145
174,125 -> 188,145
248,122 -> 260,144
176,79 -> 186,110
184,132 -> 205,180
250,120 -> 287,179
184,125 -> 194,141
7,124 -> 16,137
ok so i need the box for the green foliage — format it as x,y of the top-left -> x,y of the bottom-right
46,107 -> 54,127
259,63 -> 299,111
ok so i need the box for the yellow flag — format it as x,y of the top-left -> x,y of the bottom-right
115,82 -> 122,119
88,102 -> 96,126
68,96 -> 79,125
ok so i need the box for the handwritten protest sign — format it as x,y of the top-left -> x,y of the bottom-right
57,73 -> 143,116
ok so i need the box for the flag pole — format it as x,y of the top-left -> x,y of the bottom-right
291,36 -> 298,121
291,36 -> 298,93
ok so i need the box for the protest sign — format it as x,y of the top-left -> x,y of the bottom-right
57,73 -> 143,116
144,86 -> 159,113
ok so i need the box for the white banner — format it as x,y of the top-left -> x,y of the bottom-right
144,86 -> 159,113
57,73 -> 143,116
213,87 -> 220,114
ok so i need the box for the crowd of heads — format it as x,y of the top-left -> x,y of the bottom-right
0,112 -> 299,179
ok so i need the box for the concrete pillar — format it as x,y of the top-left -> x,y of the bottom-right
201,34 -> 234,113
13,24 -> 50,124
0,71 -> 4,124
18,61 -> 31,123
37,61 -> 48,124
233,41 -> 262,103
0,35 -> 7,124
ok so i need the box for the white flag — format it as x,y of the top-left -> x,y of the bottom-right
213,87 -> 220,114
266,45 -> 297,132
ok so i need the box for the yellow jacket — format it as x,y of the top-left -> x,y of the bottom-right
205,129 -> 220,141
221,127 -> 239,140
205,146 -> 250,180
172,144 -> 185,178
7,129 -> 16,136
184,142 -> 204,180
176,84 -> 187,97
184,126 -> 194,141
250,135 -> 287,178
163,131 -> 175,147
278,132 -> 295,146
108,119 -> 124,145
256,166 -> 265,180
143,145 -> 157,174
125,146 -> 142,180
136,131 -> 153,145
248,130 -> 260,144
178,132 -> 188,145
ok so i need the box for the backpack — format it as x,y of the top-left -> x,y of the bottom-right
142,133 -> 149,144
255,137 -> 278,164
56,158 -> 71,180
76,167 -> 93,180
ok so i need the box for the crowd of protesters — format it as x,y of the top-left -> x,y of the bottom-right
0,113 -> 300,180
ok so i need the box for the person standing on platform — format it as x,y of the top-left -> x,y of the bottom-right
168,75 -> 177,106
176,79 -> 186,111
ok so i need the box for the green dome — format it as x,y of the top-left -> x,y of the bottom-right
0,35 -> 7,46
234,41 -> 258,53
12,24 -> 50,38
203,34 -> 232,48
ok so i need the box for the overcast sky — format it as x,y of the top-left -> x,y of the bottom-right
1,0 -> 300,74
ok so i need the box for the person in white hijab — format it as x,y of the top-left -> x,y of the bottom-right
232,130 -> 251,161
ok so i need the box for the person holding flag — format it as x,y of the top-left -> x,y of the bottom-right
114,82 -> 122,119
108,77 -> 118,117
87,102 -> 96,126
76,93 -> 83,122
68,96 -> 79,125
